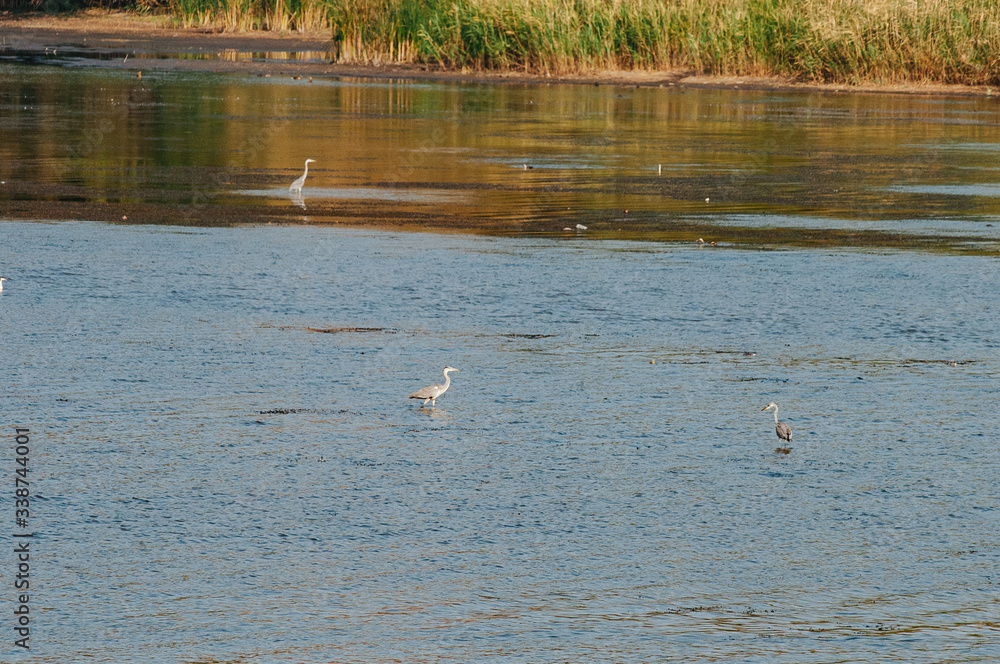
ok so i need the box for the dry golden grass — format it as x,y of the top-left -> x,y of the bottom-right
36,0 -> 998,84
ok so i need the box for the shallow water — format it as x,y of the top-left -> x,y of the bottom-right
2,220 -> 998,662
2,62 -> 1000,662
3,62 -> 1000,250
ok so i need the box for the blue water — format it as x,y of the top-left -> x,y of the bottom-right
2,219 -> 998,662
4,53 -> 1000,661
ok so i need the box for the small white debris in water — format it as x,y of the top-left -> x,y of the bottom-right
658,163 -> 662,175
705,197 -> 710,202
575,224 -> 588,230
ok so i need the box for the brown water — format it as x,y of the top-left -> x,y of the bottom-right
2,62 -> 1000,252
1,61 -> 999,663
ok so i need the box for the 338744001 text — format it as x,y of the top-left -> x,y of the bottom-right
12,428 -> 33,650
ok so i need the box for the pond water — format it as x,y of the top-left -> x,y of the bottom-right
2,61 -> 1000,663
3,61 -> 1000,248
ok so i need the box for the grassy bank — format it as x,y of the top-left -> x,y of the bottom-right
13,0 -> 1000,85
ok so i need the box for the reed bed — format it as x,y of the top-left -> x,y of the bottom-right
15,0 -> 1000,84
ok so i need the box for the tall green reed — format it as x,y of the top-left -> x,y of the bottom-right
155,0 -> 1000,85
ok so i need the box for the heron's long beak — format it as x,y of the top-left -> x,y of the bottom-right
760,406 -> 768,411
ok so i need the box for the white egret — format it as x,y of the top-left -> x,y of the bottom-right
289,159 -> 316,192
409,367 -> 460,407
761,402 -> 792,450
0,277 -> 7,291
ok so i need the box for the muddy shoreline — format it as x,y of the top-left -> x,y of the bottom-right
3,11 -> 998,97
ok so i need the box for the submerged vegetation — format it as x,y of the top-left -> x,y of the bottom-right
11,0 -> 1000,85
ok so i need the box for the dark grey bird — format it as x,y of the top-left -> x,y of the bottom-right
289,158 -> 316,192
762,402 -> 792,450
409,366 -> 460,407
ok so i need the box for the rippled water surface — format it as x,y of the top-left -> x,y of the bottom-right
2,61 -> 1000,663
3,61 -> 1000,250
3,221 -> 998,663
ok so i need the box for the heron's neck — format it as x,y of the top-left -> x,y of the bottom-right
441,371 -> 451,389
303,162 -> 310,177
772,408 -> 779,425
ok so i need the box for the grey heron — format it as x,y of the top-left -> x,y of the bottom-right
289,159 -> 316,192
409,366 -> 459,407
762,402 -> 792,450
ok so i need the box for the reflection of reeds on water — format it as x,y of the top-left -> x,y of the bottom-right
211,49 -> 331,62
157,0 -> 1000,85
